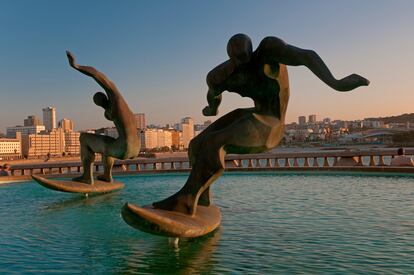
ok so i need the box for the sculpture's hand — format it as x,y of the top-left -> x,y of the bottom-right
202,106 -> 218,116
66,50 -> 79,69
204,88 -> 222,116
336,74 -> 370,91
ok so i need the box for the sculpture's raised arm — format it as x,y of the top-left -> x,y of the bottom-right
258,37 -> 370,91
66,51 -> 121,99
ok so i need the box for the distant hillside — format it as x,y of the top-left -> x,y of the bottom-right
365,113 -> 414,124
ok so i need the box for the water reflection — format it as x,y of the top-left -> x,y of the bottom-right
122,229 -> 221,274
40,192 -> 120,212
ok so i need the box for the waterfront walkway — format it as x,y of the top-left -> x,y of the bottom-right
1,148 -> 413,183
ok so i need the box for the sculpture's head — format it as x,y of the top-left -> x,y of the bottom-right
227,33 -> 252,66
94,92 -> 114,121
93,92 -> 109,109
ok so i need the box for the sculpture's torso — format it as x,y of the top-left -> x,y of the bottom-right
208,56 -> 290,151
223,58 -> 290,150
107,95 -> 141,159
226,63 -> 289,119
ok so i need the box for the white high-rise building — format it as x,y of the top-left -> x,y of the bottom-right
142,129 -> 158,149
21,128 -> 81,158
64,131 -> 81,155
43,106 -> 56,131
181,117 -> 194,149
58,118 -> 74,131
157,129 -> 172,148
134,113 -> 146,129
140,129 -> 174,150
0,138 -> 21,157
22,128 -> 65,157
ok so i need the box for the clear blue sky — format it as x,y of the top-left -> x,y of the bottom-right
1,0 -> 413,131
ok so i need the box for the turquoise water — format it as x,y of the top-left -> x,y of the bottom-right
1,172 -> 413,274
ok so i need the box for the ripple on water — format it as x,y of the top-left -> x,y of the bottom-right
0,173 -> 413,274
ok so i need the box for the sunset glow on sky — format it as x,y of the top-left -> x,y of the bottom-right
0,0 -> 413,130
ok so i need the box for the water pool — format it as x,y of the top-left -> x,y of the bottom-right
1,172 -> 413,274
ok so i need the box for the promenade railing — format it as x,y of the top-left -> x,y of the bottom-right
9,148 -> 414,177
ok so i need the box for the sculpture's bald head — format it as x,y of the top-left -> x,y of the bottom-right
227,33 -> 253,65
93,92 -> 109,109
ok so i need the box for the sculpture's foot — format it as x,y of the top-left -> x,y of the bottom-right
97,174 -> 113,183
72,176 -> 93,185
153,193 -> 196,216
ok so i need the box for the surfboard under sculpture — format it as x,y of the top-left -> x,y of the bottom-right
32,175 -> 124,194
121,203 -> 221,238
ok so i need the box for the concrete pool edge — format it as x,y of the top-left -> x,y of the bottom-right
1,166 -> 413,185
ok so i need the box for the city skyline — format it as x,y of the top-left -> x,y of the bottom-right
2,104 -> 414,134
1,1 -> 413,131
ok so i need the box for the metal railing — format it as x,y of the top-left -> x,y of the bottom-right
8,148 -> 414,176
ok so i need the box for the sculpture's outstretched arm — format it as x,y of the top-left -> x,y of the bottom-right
66,51 -> 120,99
259,37 -> 370,91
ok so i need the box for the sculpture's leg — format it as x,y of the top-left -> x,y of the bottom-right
153,143 -> 225,215
154,111 -> 271,216
188,136 -> 212,206
73,134 -> 96,184
185,108 -> 252,207
72,133 -> 115,184
97,156 -> 114,182
188,145 -> 226,211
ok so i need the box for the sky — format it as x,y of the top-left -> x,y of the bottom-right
0,0 -> 413,131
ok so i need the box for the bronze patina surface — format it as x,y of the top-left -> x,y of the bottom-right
66,51 -> 141,185
122,203 -> 221,238
152,34 -> 369,216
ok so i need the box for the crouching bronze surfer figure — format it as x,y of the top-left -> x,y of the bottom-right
66,51 -> 140,184
153,34 -> 369,215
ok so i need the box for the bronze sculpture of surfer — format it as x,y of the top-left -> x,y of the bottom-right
153,34 -> 369,215
67,51 -> 140,184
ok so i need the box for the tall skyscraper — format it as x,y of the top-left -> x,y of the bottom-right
43,107 -> 56,131
298,116 -> 306,125
58,118 -> 74,131
134,113 -> 146,129
24,115 -> 42,127
308,114 -> 317,124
